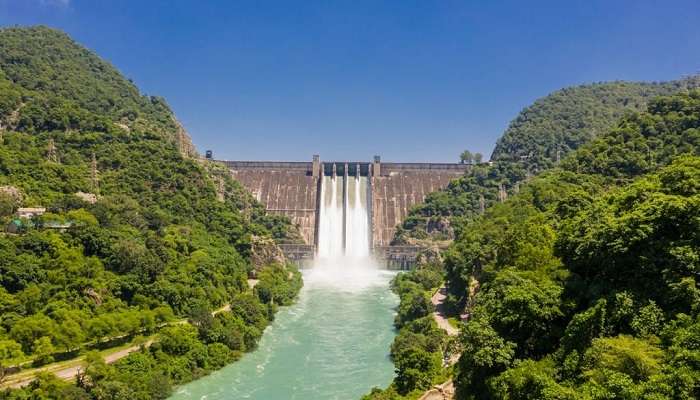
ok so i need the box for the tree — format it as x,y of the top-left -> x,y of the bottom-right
55,318 -> 86,352
456,317 -> 516,399
582,335 -> 663,383
394,347 -> 441,395
460,150 -> 473,165
0,26 -> 304,398
32,336 -> 55,366
489,358 -> 578,399
491,77 -> 700,172
0,192 -> 17,217
0,339 -> 24,383
394,287 -> 433,328
159,325 -> 199,356
10,314 -> 58,354
474,153 -> 483,164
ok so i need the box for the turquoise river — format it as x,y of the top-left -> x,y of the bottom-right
170,266 -> 399,400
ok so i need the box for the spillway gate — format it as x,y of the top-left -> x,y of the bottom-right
222,155 -> 469,268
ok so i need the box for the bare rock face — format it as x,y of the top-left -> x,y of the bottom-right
83,287 -> 103,305
115,122 -> 131,132
250,236 -> 287,275
0,185 -> 23,203
0,186 -> 23,216
416,246 -> 443,267
426,216 -> 455,239
74,191 -> 98,204
173,118 -> 198,158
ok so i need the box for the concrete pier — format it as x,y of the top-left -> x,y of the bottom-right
342,162 -> 348,251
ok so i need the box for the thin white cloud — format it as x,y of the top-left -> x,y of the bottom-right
38,0 -> 70,7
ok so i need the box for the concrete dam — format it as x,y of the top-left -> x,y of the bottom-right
222,155 -> 469,268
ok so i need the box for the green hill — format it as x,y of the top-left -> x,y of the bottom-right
367,90 -> 700,400
0,26 -> 301,399
394,76 -> 700,245
447,90 -> 700,400
0,25 -> 191,150
491,77 -> 700,172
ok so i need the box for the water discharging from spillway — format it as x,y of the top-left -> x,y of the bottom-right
317,174 -> 370,259
170,173 -> 398,400
310,174 -> 382,289
346,175 -> 371,258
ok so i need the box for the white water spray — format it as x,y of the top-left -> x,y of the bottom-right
316,175 -> 344,259
345,176 -> 370,258
310,172 -> 386,290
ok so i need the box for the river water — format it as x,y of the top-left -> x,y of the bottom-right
170,267 -> 397,400
170,174 -> 398,399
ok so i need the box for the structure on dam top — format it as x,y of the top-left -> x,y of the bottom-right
221,155 -> 469,268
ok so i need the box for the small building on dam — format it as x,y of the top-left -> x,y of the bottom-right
220,155 -> 469,269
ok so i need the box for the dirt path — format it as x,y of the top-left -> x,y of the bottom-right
4,339 -> 156,389
431,286 -> 459,336
418,380 -> 455,400
417,286 -> 461,400
103,339 -> 155,364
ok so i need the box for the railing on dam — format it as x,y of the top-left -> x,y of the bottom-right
373,245 -> 422,270
222,161 -> 313,172
380,162 -> 470,174
277,244 -> 422,270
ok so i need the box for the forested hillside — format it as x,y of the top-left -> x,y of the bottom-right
0,26 -> 194,153
369,90 -> 700,399
491,76 -> 700,172
0,26 -> 302,399
448,90 -> 700,399
394,76 -> 700,245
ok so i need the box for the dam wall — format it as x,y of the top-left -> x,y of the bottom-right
224,160 -> 319,246
371,162 -> 468,247
221,155 -> 469,268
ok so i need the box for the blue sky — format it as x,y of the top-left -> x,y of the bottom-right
1,0 -> 699,162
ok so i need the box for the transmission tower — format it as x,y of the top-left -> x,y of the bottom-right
498,183 -> 507,203
46,138 -> 59,163
91,152 -> 99,194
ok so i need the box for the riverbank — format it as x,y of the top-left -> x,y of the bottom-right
362,264 -> 458,400
170,267 -> 399,400
415,285 -> 462,400
1,264 -> 302,399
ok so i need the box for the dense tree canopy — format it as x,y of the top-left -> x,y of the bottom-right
396,76 -> 700,244
372,90 -> 700,400
0,26 -> 181,142
0,26 -> 303,399
492,77 -> 700,172
444,91 -> 700,399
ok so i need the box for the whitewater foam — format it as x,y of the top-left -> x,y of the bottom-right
311,174 -> 385,291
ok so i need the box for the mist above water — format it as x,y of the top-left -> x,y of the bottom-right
169,269 -> 397,400
311,174 -> 383,292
